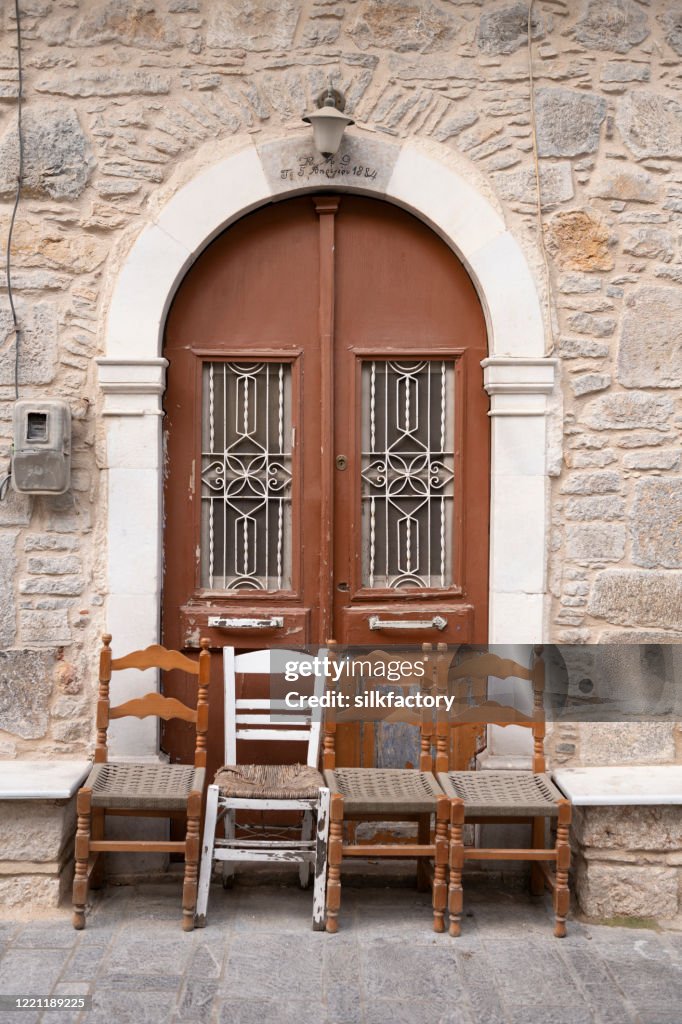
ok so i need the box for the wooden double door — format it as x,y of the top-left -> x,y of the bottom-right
163,195 -> 489,779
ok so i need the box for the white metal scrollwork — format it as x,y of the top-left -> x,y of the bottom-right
361,360 -> 455,589
201,362 -> 292,591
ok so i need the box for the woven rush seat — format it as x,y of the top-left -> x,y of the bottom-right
214,763 -> 323,800
438,770 -> 564,817
324,768 -> 443,815
85,762 -> 205,810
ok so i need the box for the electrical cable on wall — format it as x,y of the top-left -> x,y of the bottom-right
0,0 -> 24,501
5,0 -> 24,402
527,0 -> 556,358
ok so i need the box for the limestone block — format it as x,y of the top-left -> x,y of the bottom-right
617,91 -> 682,159
545,210 -> 612,272
535,88 -> 606,158
591,167 -> 658,203
0,874 -> 63,910
27,556 -> 83,576
588,570 -> 682,628
207,0 -> 301,51
19,576 -> 85,597
623,228 -> 674,262
0,490 -> 30,529
0,650 -> 54,739
618,432 -> 676,449
601,61 -> 650,84
0,533 -> 17,649
475,2 -> 543,55
567,312 -> 616,337
559,337 -> 610,359
662,7 -> 682,56
575,0 -> 649,53
35,71 -> 170,98
598,629 -> 682,643
577,859 -> 678,919
1,216 -> 108,273
631,478 -> 682,569
0,800 -> 75,862
580,393 -> 673,431
623,451 -> 680,471
566,524 -> 625,564
564,497 -> 626,521
76,0 -> 180,49
19,609 -> 71,646
575,806 -> 682,851
0,301 -> 58,387
560,472 -> 621,495
348,0 -> 461,53
0,106 -> 94,201
570,373 -> 611,397
493,162 -> 573,209
617,286 -> 682,388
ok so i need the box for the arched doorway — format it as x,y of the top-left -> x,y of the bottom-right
162,194 -> 489,778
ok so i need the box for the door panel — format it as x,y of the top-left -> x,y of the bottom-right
162,195 -> 489,779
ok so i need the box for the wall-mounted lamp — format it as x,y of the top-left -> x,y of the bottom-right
303,82 -> 354,158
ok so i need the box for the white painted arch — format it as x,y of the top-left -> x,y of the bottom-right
97,130 -> 555,754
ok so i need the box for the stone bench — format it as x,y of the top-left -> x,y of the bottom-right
553,766 -> 682,924
0,761 -> 91,910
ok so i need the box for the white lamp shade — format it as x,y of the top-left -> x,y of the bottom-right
302,105 -> 354,158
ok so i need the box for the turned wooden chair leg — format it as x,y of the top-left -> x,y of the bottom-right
530,816 -> 545,896
195,783 -> 219,928
326,793 -> 344,934
416,813 -> 431,892
312,787 -> 331,932
432,796 -> 449,933
448,798 -> 464,937
299,809 -> 314,889
72,788 -> 92,930
554,799 -> 571,938
182,791 -> 201,932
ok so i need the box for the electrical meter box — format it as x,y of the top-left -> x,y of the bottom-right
11,400 -> 71,495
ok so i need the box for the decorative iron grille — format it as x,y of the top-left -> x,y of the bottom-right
361,360 -> 455,589
200,361 -> 292,591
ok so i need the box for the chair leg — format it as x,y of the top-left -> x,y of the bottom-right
312,788 -> 330,931
326,793 -> 344,934
448,798 -> 464,937
416,814 -> 431,892
432,796 -> 449,933
221,809 -> 236,889
72,788 -> 92,930
299,810 -> 314,889
182,791 -> 201,932
530,816 -> 545,896
195,784 -> 219,928
554,799 -> 571,939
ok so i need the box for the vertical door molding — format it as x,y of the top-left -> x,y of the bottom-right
96,357 -> 168,756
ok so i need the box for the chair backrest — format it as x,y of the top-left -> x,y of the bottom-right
95,634 -> 211,767
321,641 -> 437,772
224,648 -> 325,768
435,643 -> 547,772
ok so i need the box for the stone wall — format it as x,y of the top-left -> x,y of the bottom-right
0,0 -> 680,766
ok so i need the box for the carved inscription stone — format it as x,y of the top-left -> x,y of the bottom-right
258,133 -> 400,198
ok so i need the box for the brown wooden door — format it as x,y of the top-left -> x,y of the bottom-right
162,195 -> 489,780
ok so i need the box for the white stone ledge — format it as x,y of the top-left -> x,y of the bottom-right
553,766 -> 682,806
0,761 -> 90,800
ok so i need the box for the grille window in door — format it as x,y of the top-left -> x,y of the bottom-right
361,359 -> 455,590
200,361 -> 292,591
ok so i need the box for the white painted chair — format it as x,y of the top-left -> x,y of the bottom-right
195,647 -> 330,930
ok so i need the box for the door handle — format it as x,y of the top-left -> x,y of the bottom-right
368,615 -> 448,632
208,616 -> 284,629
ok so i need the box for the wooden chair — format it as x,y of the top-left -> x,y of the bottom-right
322,643 -> 449,933
195,648 -> 330,930
72,634 -> 210,931
434,644 -> 571,938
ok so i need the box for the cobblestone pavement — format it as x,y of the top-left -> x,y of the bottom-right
0,877 -> 680,1024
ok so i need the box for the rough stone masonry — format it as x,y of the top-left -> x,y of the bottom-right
0,0 -> 680,910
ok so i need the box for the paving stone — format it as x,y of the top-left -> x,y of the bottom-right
105,936 -> 194,975
14,921 -> 78,949
0,948 -> 70,994
88,989 -> 178,1024
217,998 -> 316,1024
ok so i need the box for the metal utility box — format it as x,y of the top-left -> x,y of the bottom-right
11,400 -> 71,494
